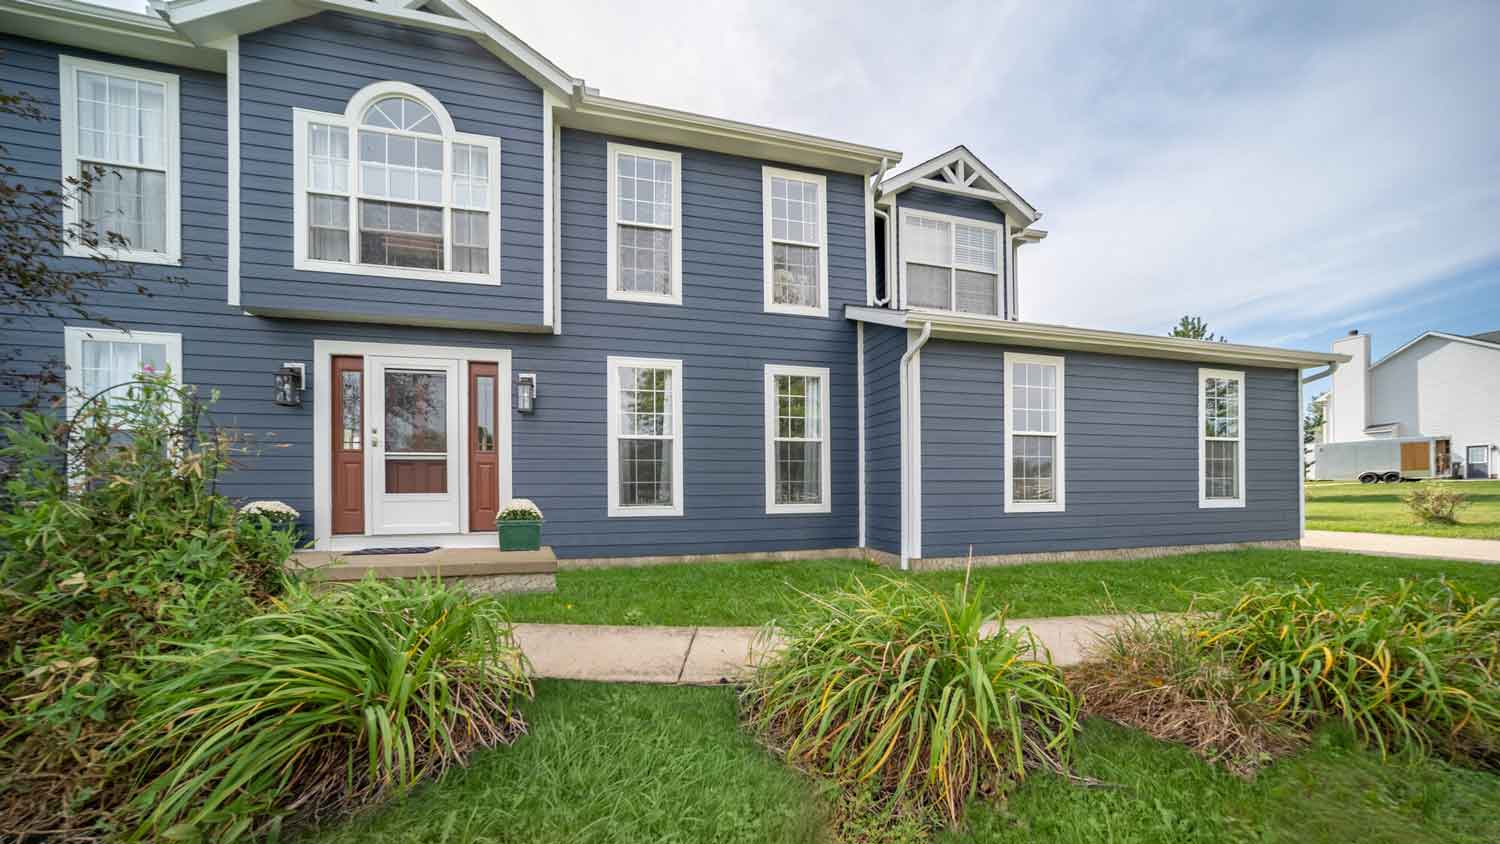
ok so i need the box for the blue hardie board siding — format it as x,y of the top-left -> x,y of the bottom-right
863,323 -> 904,554
238,12 -> 546,327
918,340 -> 1300,559
0,27 -> 868,559
898,186 -> 1006,226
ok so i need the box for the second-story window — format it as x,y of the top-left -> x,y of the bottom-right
762,167 -> 829,317
293,83 -> 500,284
606,143 -> 682,305
899,210 -> 1003,316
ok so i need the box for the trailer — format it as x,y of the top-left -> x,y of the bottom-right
1311,437 -> 1443,483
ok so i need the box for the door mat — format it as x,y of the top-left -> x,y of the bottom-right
344,546 -> 440,556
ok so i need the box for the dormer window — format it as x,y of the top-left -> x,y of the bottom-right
293,82 -> 501,284
898,209 -> 1002,316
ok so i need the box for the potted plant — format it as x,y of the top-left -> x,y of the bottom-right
239,500 -> 300,532
495,498 -> 543,551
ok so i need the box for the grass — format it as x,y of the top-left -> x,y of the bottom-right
498,549 -> 1500,627
310,682 -> 1500,844
1306,479 -> 1500,539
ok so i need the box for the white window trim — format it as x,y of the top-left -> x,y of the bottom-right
1199,367 -> 1247,509
63,326 -> 183,417
1003,351 -> 1065,513
606,355 -> 685,517
291,81 -> 502,285
761,166 -> 829,317
764,363 -> 833,515
58,55 -> 182,266
897,207 -> 1004,318
605,142 -> 683,305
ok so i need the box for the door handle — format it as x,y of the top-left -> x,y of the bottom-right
370,427 -> 380,447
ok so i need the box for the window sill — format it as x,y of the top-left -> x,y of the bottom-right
908,305 -> 1007,321
607,288 -> 682,306
294,257 -> 500,286
765,303 -> 829,318
1005,500 -> 1065,513
65,244 -> 181,266
608,504 -> 684,518
766,501 -> 831,515
1199,498 -> 1246,509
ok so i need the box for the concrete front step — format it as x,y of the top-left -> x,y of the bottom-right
291,546 -> 558,594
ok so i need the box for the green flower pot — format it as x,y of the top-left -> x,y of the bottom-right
498,519 -> 542,551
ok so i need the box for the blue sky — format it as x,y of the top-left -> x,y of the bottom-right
95,0 -> 1500,378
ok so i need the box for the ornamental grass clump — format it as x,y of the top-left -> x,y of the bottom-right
742,576 -> 1078,832
119,577 -> 533,841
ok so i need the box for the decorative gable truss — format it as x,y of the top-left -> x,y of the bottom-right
878,145 -> 1043,230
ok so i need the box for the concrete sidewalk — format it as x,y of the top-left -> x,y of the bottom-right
512,614 -> 1129,686
1302,530 -> 1500,564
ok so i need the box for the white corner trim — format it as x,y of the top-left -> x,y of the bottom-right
310,339 -> 513,549
606,355 -> 685,517
864,177 -> 876,307
1199,367 -> 1248,509
1296,373 -> 1306,537
58,55 -> 182,266
1002,351 -> 1066,513
551,114 -> 564,335
763,363 -> 833,515
761,165 -> 829,318
542,90 -> 558,330
857,322 -> 866,547
63,325 -> 183,417
290,81 -> 502,286
605,142 -> 683,306
223,35 -> 240,306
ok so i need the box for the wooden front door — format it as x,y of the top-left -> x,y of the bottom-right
469,362 -> 501,531
330,355 -> 365,534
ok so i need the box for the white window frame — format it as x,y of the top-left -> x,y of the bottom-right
1003,352 -> 1065,513
291,81 -> 502,285
764,363 -> 832,514
605,142 -> 683,305
63,326 -> 183,417
897,207 -> 1004,317
762,166 -> 829,317
58,55 -> 182,265
1199,367 -> 1247,509
606,356 -> 685,517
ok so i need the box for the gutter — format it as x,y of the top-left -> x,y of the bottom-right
899,320 -> 932,571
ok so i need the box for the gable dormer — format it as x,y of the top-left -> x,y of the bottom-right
874,146 -> 1045,320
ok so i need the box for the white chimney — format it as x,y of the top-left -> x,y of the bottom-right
1329,330 -> 1371,442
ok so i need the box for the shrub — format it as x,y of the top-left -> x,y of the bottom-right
120,577 -> 532,841
1404,485 -> 1469,524
742,577 -> 1077,832
0,375 -> 295,839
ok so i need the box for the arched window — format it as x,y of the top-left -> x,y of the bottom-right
293,83 -> 500,283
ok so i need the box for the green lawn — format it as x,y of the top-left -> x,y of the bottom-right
311,680 -> 1500,844
498,549 -> 1500,627
1306,479 -> 1500,539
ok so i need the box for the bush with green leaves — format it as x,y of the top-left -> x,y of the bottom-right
119,576 -> 532,841
1404,485 -> 1470,524
741,576 -> 1078,833
0,374 -> 295,839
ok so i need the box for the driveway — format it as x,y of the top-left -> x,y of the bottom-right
1302,530 -> 1500,564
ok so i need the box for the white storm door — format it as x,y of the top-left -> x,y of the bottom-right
367,355 -> 462,535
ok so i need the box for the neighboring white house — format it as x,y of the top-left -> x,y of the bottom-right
1319,329 -> 1499,479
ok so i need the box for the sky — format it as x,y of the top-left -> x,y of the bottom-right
94,0 -> 1500,391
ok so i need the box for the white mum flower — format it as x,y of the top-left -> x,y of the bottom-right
499,498 -> 542,519
240,500 -> 300,519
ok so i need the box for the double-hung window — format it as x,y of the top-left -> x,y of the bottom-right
762,167 -> 828,316
607,143 -> 682,304
58,56 -> 180,264
764,364 -> 831,514
1199,368 -> 1246,508
293,83 -> 501,283
1004,352 -> 1065,512
899,209 -> 1003,316
607,357 -> 684,516
63,326 -> 183,416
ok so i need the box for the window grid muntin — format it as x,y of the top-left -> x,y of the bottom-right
615,365 -> 676,509
68,62 -> 174,257
1201,374 -> 1243,502
1009,359 -> 1059,503
770,370 -> 827,507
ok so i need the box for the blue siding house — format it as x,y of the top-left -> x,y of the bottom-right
0,0 -> 1345,569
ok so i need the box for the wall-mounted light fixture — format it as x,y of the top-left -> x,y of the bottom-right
516,372 -> 537,414
274,362 -> 306,407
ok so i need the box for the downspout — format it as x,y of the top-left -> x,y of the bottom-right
873,208 -> 892,306
899,320 -> 933,571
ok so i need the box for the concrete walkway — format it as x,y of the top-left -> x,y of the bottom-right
1303,530 -> 1500,564
512,614 -> 1129,685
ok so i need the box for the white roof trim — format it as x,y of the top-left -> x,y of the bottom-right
879,145 -> 1039,222
0,0 -> 220,70
844,305 -> 1349,369
1370,331 -> 1500,369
